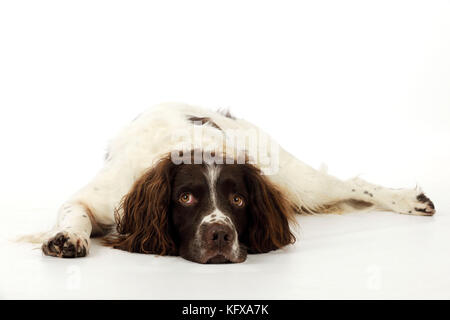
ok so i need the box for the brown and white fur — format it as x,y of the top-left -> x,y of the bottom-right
21,103 -> 435,263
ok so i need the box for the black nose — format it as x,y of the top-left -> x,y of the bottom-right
206,223 -> 234,249
212,229 -> 230,243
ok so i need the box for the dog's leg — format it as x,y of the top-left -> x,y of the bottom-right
274,149 -> 435,216
328,176 -> 435,216
41,203 -> 93,258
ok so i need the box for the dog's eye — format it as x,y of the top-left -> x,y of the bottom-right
179,192 -> 196,206
230,194 -> 245,208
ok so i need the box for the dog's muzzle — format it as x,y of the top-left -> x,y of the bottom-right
197,220 -> 246,263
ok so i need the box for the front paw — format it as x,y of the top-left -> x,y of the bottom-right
42,231 -> 89,258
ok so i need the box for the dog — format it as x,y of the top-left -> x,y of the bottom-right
23,103 -> 435,264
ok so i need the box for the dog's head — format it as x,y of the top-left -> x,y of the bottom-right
104,153 -> 296,263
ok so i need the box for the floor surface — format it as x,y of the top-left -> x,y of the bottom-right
2,204 -> 449,299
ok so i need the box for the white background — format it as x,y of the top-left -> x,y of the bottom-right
0,0 -> 449,299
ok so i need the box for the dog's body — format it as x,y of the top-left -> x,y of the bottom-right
25,103 -> 435,263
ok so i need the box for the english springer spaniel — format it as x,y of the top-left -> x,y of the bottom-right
24,103 -> 435,263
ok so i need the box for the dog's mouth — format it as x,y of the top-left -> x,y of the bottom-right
206,254 -> 231,264
198,245 -> 247,264
181,240 -> 248,264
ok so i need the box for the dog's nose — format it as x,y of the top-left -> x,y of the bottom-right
206,223 -> 234,249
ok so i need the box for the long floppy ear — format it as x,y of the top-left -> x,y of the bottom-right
243,164 -> 296,253
102,156 -> 178,255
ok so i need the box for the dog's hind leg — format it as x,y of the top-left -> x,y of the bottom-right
272,149 -> 435,216
318,176 -> 435,216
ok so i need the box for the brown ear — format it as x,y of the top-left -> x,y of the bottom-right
102,156 -> 178,255
243,164 -> 296,253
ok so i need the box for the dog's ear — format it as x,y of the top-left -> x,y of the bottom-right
243,164 -> 296,253
103,156 -> 178,255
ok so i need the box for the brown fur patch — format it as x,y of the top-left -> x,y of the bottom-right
242,163 -> 297,253
102,155 -> 178,255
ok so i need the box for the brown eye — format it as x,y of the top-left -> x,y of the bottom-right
179,192 -> 196,206
230,194 -> 245,207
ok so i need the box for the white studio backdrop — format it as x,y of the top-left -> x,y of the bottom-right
1,0 -> 449,213
0,0 -> 449,299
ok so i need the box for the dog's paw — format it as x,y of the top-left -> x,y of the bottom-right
413,193 -> 436,216
42,231 -> 89,258
392,190 -> 436,216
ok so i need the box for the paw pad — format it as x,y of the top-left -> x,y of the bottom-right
42,232 -> 88,258
414,193 -> 435,216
